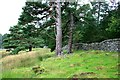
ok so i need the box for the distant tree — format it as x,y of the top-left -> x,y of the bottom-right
101,2 -> 120,39
18,2 -> 56,52
0,34 -> 2,49
3,24 -> 45,54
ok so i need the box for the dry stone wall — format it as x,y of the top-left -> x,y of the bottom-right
73,38 -> 120,52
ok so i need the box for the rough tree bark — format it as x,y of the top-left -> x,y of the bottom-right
68,13 -> 74,54
55,0 -> 62,56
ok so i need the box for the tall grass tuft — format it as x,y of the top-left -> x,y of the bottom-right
0,48 -> 52,71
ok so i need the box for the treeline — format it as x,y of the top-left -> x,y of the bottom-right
0,34 -> 2,49
2,1 -> 120,55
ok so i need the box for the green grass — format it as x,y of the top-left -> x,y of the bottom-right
1,49 -> 119,78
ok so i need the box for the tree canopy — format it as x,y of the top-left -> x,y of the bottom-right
3,1 -> 120,55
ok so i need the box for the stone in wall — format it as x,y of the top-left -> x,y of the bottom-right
74,38 -> 120,52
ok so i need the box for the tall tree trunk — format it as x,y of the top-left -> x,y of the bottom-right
28,43 -> 32,51
55,0 -> 62,56
68,13 -> 74,54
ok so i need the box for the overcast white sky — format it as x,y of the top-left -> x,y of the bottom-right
0,0 -> 119,35
0,0 -> 26,35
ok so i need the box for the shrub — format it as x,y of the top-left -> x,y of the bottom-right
11,47 -> 25,54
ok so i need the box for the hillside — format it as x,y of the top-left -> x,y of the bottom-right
0,48 -> 119,78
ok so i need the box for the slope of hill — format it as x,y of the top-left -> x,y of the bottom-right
1,49 -> 119,78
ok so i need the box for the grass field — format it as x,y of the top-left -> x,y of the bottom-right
0,49 -> 119,78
